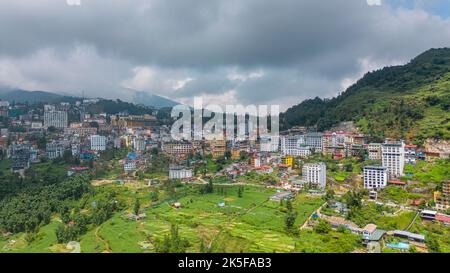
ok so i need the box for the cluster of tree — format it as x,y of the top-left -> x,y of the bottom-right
284,199 -> 297,233
146,153 -> 171,174
199,179 -> 214,194
87,99 -> 155,116
56,192 -> 120,243
0,161 -> 69,201
0,175 -> 92,233
154,224 -> 191,253
314,220 -> 332,234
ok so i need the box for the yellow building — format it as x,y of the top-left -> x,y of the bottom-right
231,149 -> 241,160
434,181 -> 450,211
207,140 -> 227,159
282,156 -> 294,167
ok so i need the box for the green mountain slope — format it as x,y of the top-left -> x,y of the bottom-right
281,48 -> 450,144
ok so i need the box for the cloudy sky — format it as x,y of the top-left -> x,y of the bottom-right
0,0 -> 449,110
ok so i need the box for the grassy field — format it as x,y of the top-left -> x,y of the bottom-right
1,184 -> 340,253
404,159 -> 450,184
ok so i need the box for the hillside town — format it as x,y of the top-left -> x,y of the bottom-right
0,98 -> 449,253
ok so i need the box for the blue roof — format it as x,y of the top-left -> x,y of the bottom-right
127,152 -> 138,159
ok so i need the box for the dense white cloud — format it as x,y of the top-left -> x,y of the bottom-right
0,0 -> 449,110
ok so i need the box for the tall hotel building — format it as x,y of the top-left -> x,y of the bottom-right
44,106 -> 68,129
302,162 -> 327,189
363,166 -> 388,189
382,141 -> 405,178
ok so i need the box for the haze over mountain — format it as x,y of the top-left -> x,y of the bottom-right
282,48 -> 450,144
0,87 -> 179,108
0,1 -> 450,110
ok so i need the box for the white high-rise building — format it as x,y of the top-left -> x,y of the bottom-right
90,135 -> 107,151
382,141 -> 405,178
363,166 -> 388,189
281,135 -> 307,156
305,132 -> 323,152
169,166 -> 193,180
44,109 -> 68,129
260,135 -> 280,152
133,138 -> 146,152
302,162 -> 326,189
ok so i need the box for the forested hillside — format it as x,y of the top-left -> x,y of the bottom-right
281,48 -> 450,143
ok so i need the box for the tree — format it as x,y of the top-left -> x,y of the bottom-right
154,224 -> 190,253
344,163 -> 353,172
284,199 -> 297,232
239,151 -> 249,161
324,189 -> 335,202
133,198 -> 141,215
426,235 -> 441,253
344,191 -> 362,209
314,220 -> 331,234
149,191 -> 159,202
237,186 -> 244,198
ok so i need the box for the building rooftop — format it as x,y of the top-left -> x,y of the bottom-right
364,165 -> 387,170
436,214 -> 450,223
393,230 -> 425,241
367,229 -> 386,241
421,209 -> 437,215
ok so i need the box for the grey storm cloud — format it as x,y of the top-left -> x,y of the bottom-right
0,0 -> 449,110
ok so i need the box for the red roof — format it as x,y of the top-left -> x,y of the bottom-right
405,144 -> 417,148
255,165 -> 272,170
435,214 -> 450,223
388,180 -> 406,185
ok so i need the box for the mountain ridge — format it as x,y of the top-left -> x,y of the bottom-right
281,48 -> 450,144
0,88 -> 179,109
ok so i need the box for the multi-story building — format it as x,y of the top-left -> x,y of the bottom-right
363,166 -> 388,189
90,135 -> 107,151
64,126 -> 98,137
46,142 -> 65,159
162,142 -> 193,157
260,135 -> 280,152
71,143 -> 81,156
302,162 -> 326,189
44,108 -> 68,129
404,144 -> 418,165
251,156 -> 261,168
434,181 -> 450,211
31,122 -> 43,130
111,114 -> 157,129
10,144 -> 31,171
133,138 -> 146,152
113,138 -> 122,149
169,166 -> 193,180
382,141 -> 405,178
124,160 -> 137,172
281,135 -> 306,156
305,132 -> 323,152
208,140 -> 227,159
367,143 -> 382,161
281,156 -> 294,167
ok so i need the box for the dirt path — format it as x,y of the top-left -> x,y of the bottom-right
300,201 -> 327,230
405,210 -> 420,231
95,226 -> 112,253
